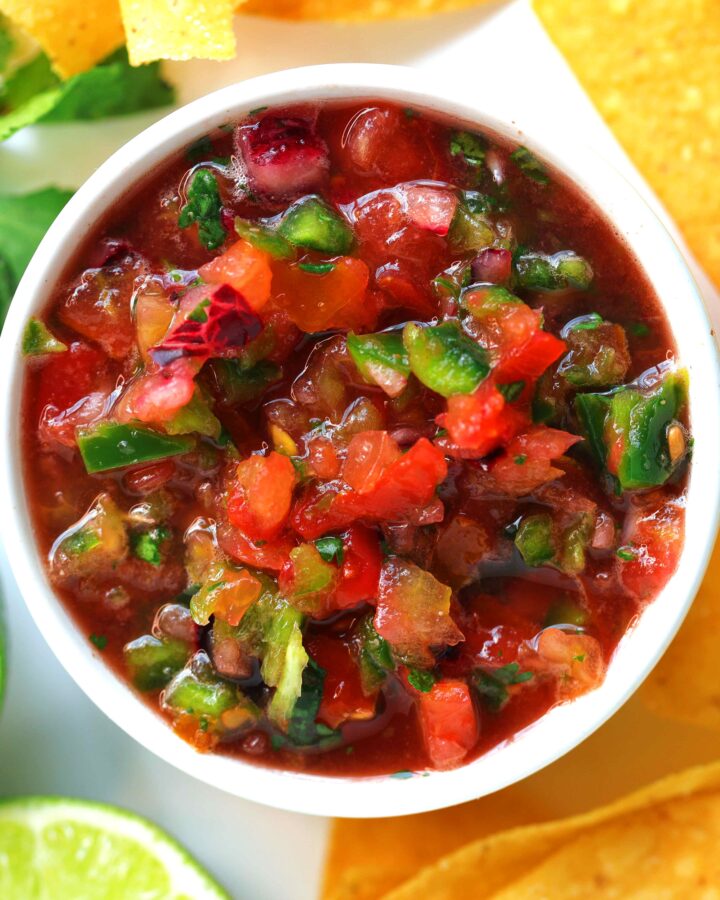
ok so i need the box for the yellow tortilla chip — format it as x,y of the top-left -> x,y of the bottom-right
0,0 -> 124,77
490,794 -> 720,898
120,0 -> 236,66
385,761 -> 720,899
240,0 -> 493,22
532,0 -> 720,288
641,539 -> 720,728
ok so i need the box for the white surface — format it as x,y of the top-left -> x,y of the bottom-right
0,1 -> 718,897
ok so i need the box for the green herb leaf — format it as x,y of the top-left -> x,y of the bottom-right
498,380 -> 525,403
131,526 -> 171,566
314,536 -> 344,565
450,131 -> 486,168
407,669 -> 436,693
510,146 -> 550,184
0,48 -> 174,143
178,169 -> 226,250
474,662 -> 533,711
89,633 -> 108,651
0,187 -> 73,327
285,658 -> 341,748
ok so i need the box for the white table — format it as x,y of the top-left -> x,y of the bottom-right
1,3 -> 717,897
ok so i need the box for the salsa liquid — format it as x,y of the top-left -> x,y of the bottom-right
22,101 -> 688,776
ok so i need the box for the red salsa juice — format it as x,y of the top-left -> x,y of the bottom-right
21,101 -> 689,776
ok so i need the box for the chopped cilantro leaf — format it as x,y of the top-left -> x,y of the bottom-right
514,454 -> 527,465
132,526 -> 171,566
627,321 -> 650,338
498,380 -> 525,403
403,108 -> 418,118
315,536 -> 344,565
616,546 -> 637,562
510,146 -> 550,185
89,634 -> 108,651
450,131 -> 486,168
178,169 -> 226,250
474,662 -> 533,711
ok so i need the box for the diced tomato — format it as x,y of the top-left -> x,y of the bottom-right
199,238 -> 273,311
416,680 -> 478,769
487,426 -> 580,496
279,543 -> 338,617
437,382 -> 526,455
404,184 -> 458,236
343,107 -> 436,182
307,436 -> 341,480
342,431 -> 402,494
618,492 -> 685,600
375,266 -> 436,318
272,257 -> 371,333
235,114 -> 329,198
227,451 -> 297,541
374,558 -> 463,667
522,628 -> 606,700
307,635 -> 377,730
494,330 -> 566,385
217,521 -> 295,572
58,255 -> 146,360
35,342 -> 109,421
334,525 -> 383,608
116,357 -> 198,425
334,437 -> 448,524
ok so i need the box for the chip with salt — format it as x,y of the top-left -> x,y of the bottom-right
383,761 -> 720,899
120,0 -> 236,66
641,539 -> 720,729
0,0 -> 124,77
532,0 -> 720,288
241,0 -> 493,21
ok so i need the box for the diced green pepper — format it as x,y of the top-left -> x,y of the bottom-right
515,251 -> 593,292
448,201 -> 495,252
515,514 -> 556,567
403,321 -> 489,397
162,651 -> 258,734
209,358 -> 282,405
76,422 -> 193,474
124,634 -> 189,691
164,388 -> 222,439
474,662 -> 533,711
277,196 -> 354,254
51,493 -> 128,577
575,370 -> 688,491
347,331 -> 410,396
22,317 -> 67,356
559,514 -> 595,575
234,216 -> 295,258
354,613 -> 394,694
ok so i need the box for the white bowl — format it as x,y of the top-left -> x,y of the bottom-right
1,64 -> 718,818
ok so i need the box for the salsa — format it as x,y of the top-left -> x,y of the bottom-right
21,100 -> 690,776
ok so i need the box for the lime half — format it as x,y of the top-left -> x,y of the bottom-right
0,797 -> 229,899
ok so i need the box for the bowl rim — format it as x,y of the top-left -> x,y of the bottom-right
1,62 -> 718,819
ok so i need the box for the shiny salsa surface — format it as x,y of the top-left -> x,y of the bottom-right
22,100 -> 689,776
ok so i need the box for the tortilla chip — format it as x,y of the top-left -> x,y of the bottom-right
641,539 -> 720,728
0,0 -> 124,77
532,0 -> 720,288
120,0 -> 236,66
240,0 -> 492,21
384,761 -> 720,899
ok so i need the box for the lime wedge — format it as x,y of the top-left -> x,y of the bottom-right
0,797 -> 229,899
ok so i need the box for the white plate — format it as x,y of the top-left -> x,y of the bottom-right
0,1 -> 717,896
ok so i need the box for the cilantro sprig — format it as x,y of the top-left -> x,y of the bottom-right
178,169 -> 226,251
